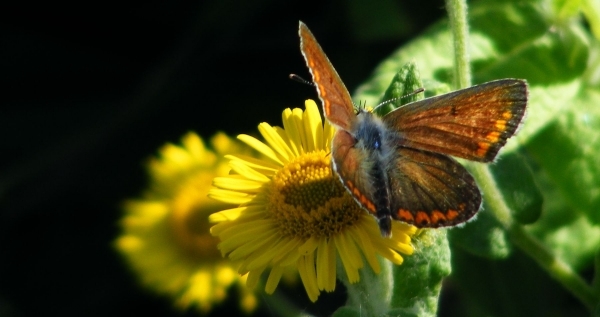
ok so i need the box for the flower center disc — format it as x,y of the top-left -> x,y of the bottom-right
267,151 -> 364,239
171,174 -> 223,259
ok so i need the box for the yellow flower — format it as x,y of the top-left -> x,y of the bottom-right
209,100 -> 416,302
115,132 -> 257,313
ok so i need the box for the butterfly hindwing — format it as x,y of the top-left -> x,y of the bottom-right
330,130 -> 378,214
383,79 -> 527,162
388,147 -> 481,227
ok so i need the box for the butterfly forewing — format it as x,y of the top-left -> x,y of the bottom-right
299,22 -> 356,132
389,148 -> 481,227
383,79 -> 527,162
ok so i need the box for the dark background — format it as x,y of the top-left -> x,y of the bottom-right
0,1 -> 448,316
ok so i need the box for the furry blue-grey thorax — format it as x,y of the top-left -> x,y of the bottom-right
354,109 -> 385,149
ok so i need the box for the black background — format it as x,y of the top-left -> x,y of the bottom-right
1,1 -> 447,316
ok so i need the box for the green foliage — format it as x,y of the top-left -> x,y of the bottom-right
390,230 -> 451,317
376,62 -> 424,116
449,204 -> 512,259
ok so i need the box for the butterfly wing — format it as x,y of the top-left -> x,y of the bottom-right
388,147 -> 481,227
299,22 -> 356,131
330,129 -> 377,213
383,79 -> 527,162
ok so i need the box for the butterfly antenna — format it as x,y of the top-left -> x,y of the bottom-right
289,74 -> 315,86
373,87 -> 425,112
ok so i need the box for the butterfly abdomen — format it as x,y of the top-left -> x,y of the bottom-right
369,160 -> 393,237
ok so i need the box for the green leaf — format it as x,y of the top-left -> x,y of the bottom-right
448,201 -> 512,259
390,230 -> 451,316
534,215 -> 600,270
353,21 -> 452,107
376,62 -> 424,116
471,25 -> 589,85
553,0 -> 585,20
526,89 -> 600,224
526,166 -> 600,270
489,151 -> 543,224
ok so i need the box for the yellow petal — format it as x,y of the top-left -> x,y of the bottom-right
237,134 -> 283,165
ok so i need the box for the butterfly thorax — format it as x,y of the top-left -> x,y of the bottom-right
353,110 -> 393,152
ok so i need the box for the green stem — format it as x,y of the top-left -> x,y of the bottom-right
338,256 -> 393,316
446,0 -> 472,88
470,164 -> 513,228
470,163 -> 598,311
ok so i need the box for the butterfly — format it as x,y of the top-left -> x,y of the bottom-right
298,21 -> 527,237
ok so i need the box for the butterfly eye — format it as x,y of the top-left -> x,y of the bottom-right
374,139 -> 381,149
366,131 -> 383,151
